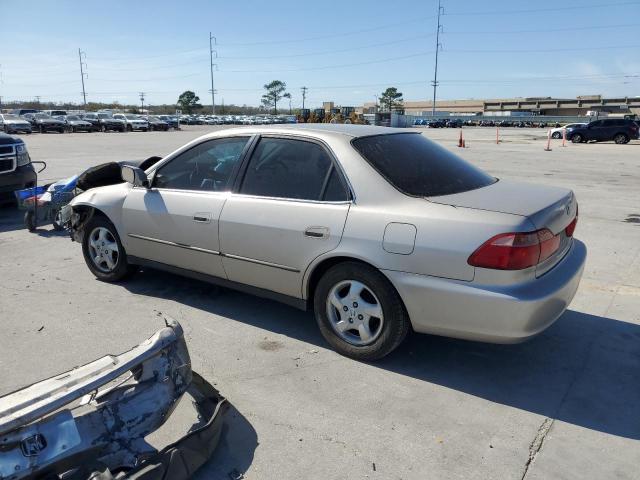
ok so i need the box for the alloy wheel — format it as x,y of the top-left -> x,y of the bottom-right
87,226 -> 119,272
326,280 -> 384,346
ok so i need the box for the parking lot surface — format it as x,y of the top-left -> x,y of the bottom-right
1,126 -> 639,479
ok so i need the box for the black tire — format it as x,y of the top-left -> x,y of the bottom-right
127,124 -> 133,132
571,133 -> 583,143
3,125 -> 8,133
81,215 -> 136,282
614,133 -> 629,144
24,211 -> 36,232
39,125 -> 45,134
551,131 -> 562,139
313,261 -> 410,361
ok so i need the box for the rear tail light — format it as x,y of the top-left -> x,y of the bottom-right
468,228 -> 561,270
564,204 -> 578,237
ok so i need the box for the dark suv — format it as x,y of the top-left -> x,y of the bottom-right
0,133 -> 36,203
567,119 -> 639,144
80,113 -> 126,132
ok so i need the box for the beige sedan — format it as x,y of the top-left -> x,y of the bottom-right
65,124 -> 585,360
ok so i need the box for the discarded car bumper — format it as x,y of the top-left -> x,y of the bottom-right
0,317 -> 227,480
384,239 -> 586,343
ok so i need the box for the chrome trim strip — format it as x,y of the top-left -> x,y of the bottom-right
128,233 -> 299,272
223,253 -> 300,273
128,234 -> 220,256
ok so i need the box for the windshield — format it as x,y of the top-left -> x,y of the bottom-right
125,115 -> 139,120
2,114 -> 20,120
35,113 -> 51,119
97,114 -> 111,119
352,133 -> 496,197
66,116 -> 80,121
148,116 -> 159,121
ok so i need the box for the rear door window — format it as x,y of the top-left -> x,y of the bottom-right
352,133 -> 496,197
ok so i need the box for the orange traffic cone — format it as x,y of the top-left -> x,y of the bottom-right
458,129 -> 463,147
462,139 -> 466,148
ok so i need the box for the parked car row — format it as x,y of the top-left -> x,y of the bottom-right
413,118 -> 566,129
0,110 -> 180,134
178,114 -> 296,125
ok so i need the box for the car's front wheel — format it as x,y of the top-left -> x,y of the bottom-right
551,131 -> 562,139
314,262 -> 409,360
82,216 -> 136,282
571,133 -> 583,143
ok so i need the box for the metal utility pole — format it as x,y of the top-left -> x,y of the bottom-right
431,0 -> 444,116
139,92 -> 145,113
78,49 -> 88,107
0,65 -> 3,110
301,86 -> 308,109
209,33 -> 217,115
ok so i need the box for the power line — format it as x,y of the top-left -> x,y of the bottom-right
445,22 -> 640,35
139,92 -> 145,112
215,15 -> 437,46
221,51 -> 435,73
301,86 -> 308,109
444,0 -> 640,16
446,44 -> 640,54
215,33 -> 436,59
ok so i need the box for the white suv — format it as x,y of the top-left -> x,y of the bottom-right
113,114 -> 149,132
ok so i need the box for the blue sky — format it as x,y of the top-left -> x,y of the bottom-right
1,0 -> 639,108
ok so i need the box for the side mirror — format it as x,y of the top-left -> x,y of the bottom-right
121,165 -> 149,188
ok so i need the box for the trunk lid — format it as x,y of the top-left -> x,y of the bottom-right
430,179 -> 578,276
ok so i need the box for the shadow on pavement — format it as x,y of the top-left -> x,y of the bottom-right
194,403 -> 258,480
0,204 -> 25,233
0,204 -> 68,236
124,268 -> 640,441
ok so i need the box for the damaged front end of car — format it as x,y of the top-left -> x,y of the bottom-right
0,317 -> 227,480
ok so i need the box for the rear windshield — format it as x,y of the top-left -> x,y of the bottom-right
352,133 -> 496,197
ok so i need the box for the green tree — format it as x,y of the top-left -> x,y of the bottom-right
177,91 -> 202,114
379,87 -> 403,112
262,80 -> 288,114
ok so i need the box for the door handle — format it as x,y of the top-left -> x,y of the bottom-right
193,213 -> 211,223
304,226 -> 329,239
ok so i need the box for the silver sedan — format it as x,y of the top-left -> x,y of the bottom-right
65,124 -> 586,360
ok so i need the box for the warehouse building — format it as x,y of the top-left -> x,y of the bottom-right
361,95 -> 640,117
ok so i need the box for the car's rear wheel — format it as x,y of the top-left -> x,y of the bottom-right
314,262 -> 409,360
82,216 -> 136,282
551,131 -> 561,139
127,124 -> 133,132
614,133 -> 629,144
571,133 -> 583,143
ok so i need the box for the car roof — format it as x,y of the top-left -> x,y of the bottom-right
208,123 -> 410,139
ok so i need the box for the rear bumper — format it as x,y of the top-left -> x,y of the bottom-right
384,239 -> 586,343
